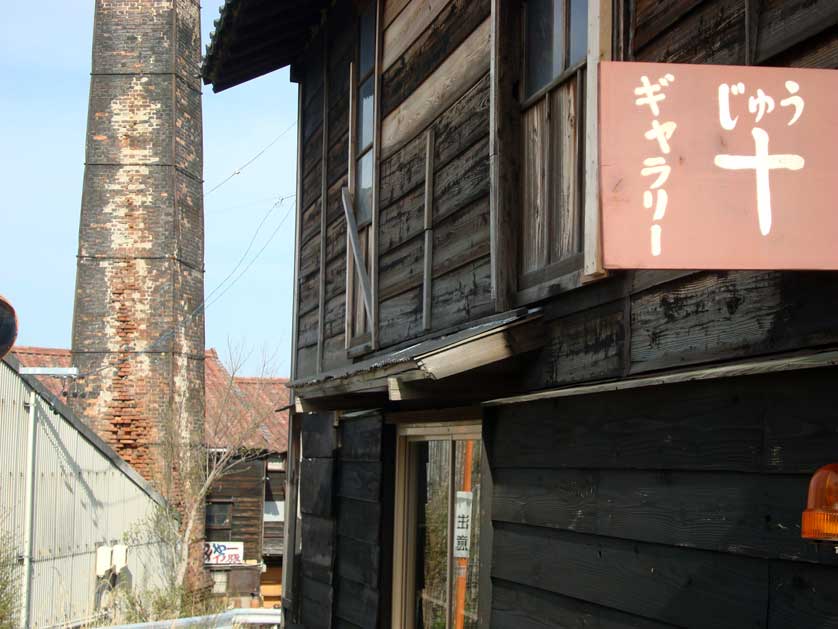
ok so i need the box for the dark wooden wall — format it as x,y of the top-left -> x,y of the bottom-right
486,368 -> 838,628
294,0 -> 495,378
208,458 -> 266,562
334,414 -> 395,628
297,411 -> 394,628
482,2 -> 838,627
300,412 -> 338,629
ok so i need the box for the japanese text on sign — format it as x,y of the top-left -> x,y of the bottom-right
454,491 -> 473,559
599,61 -> 838,270
203,541 -> 244,565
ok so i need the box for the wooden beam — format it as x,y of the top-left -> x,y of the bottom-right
346,61 -> 358,350
582,0 -> 612,280
489,0 -> 521,312
342,188 -> 375,325
371,0 -> 383,350
317,33 -> 329,375
422,129 -> 435,332
485,349 -> 838,407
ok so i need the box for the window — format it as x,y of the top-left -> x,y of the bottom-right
518,0 -> 588,297
264,471 -> 286,523
345,0 -> 378,352
392,422 -> 482,629
205,501 -> 232,542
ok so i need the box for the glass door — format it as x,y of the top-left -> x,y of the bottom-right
393,422 -> 482,629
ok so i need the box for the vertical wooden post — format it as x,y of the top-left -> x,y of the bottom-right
489,0 -> 522,311
582,0 -> 612,280
317,34 -> 329,375
422,128 -> 435,332
345,60 -> 358,350
371,0 -> 383,349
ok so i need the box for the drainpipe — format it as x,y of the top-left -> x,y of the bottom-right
20,389 -> 37,628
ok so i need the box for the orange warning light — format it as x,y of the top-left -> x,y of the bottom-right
802,464 -> 838,540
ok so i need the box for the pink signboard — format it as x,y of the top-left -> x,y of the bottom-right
599,61 -> 838,269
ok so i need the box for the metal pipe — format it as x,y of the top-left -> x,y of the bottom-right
20,389 -> 37,629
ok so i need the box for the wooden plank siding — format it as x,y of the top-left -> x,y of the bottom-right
207,459 -> 265,563
300,412 -> 338,628
334,414 -> 394,629
486,368 -> 838,628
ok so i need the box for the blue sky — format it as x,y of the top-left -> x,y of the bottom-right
0,1 -> 298,376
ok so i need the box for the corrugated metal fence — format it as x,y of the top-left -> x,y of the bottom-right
0,358 -> 168,628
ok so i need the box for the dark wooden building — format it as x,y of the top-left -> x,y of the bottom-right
203,1 -> 838,627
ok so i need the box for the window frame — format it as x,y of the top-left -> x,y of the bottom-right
345,0 -> 382,355
205,499 -> 234,541
490,0 -> 613,311
391,420 -> 483,629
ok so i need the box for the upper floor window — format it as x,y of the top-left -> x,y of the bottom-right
355,2 -> 377,226
518,0 -> 589,299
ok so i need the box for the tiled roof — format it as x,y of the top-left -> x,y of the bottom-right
11,346 -> 289,454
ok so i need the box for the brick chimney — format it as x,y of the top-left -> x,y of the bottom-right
71,0 -> 205,490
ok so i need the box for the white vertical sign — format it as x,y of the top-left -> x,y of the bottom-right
453,491 -> 473,559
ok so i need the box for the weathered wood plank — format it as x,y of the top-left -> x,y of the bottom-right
381,16 -> 491,156
379,132 -> 426,208
633,0 -> 704,52
302,412 -> 337,457
379,185 -> 425,254
383,0 -> 411,29
340,415 -> 383,461
433,72 -> 490,170
379,286 -> 423,348
301,575 -> 333,629
430,257 -> 493,331
325,255 -> 346,303
492,523 -> 768,629
382,0 -> 451,71
630,271 -> 838,374
302,515 -> 336,584
432,197 -> 490,278
326,175 -> 347,226
549,79 -> 580,264
769,559 -> 838,628
756,0 -> 838,63
773,24 -> 838,69
489,377 -> 765,471
337,536 -> 381,589
323,293 -> 346,339
492,579 -> 674,629
335,576 -> 379,628
297,307 -> 319,349
634,0 -> 745,64
298,270 -> 320,316
520,98 -> 549,276
338,461 -> 382,502
338,498 -> 381,543
433,134 -> 489,222
325,216 -> 347,263
379,234 -> 424,301
301,199 -> 321,247
296,344 -> 318,379
535,300 -> 625,388
303,126 -> 323,177
381,0 -> 490,117
492,468 -> 836,566
303,85 -> 324,141
299,231 -> 321,279
323,334 -> 350,371
327,130 -> 349,186
301,159 -> 322,213
300,458 -> 334,517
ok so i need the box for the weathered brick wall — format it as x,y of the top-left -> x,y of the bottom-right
72,0 -> 204,491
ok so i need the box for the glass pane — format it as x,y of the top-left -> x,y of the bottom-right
358,76 -> 375,152
264,500 -> 285,522
356,150 -> 374,225
206,502 -> 232,527
452,440 -> 481,629
359,2 -> 376,77
413,440 -> 450,629
525,0 -> 563,97
569,0 -> 587,66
